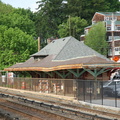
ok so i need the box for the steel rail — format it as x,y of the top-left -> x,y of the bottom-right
0,98 -> 74,120
0,93 -> 115,120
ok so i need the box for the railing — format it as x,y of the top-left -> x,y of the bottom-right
107,36 -> 120,42
76,80 -> 120,108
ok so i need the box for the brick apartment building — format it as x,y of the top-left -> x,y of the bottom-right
81,12 -> 120,61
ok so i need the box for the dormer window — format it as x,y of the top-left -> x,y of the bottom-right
34,56 -> 47,61
34,57 -> 40,61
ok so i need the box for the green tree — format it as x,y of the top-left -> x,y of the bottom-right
0,25 -> 37,70
0,1 -> 38,70
0,13 -> 36,36
0,0 -> 14,14
84,22 -> 108,55
105,0 -> 120,11
12,8 -> 35,22
35,0 -> 120,39
58,16 -> 88,40
35,0 -> 67,39
0,1 -> 36,36
66,0 -> 109,22
66,0 -> 120,23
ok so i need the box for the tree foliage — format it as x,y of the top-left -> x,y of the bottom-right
35,0 -> 67,38
0,1 -> 37,70
66,0 -> 120,23
84,22 -> 108,55
58,16 -> 88,40
35,0 -> 120,39
0,0 -> 14,14
12,8 -> 35,21
105,0 -> 120,11
0,25 -> 37,69
0,11 -> 36,36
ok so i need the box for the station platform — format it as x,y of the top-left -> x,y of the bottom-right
0,87 -> 120,120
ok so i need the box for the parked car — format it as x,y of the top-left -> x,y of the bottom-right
103,80 -> 120,97
103,79 -> 120,88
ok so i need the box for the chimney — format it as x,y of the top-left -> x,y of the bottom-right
38,37 -> 40,51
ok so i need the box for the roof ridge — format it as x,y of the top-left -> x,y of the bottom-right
53,36 -> 73,60
30,36 -> 71,57
97,12 -> 120,16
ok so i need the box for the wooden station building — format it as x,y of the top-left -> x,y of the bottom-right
4,36 -> 120,80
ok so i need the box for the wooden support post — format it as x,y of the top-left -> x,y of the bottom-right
38,37 -> 40,51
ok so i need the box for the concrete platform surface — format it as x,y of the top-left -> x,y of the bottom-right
0,87 -> 120,119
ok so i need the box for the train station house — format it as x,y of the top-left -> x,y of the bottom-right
4,36 -> 120,98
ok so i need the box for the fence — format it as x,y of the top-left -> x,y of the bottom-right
0,77 -> 76,97
77,80 -> 120,108
0,77 -> 120,108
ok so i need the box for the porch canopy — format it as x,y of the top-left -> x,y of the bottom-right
4,36 -> 120,79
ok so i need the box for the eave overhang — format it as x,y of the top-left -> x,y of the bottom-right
4,64 -> 83,72
4,63 -> 120,72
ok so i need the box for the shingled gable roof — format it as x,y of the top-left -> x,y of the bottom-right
31,36 -> 71,57
31,36 -> 110,61
4,36 -> 115,72
92,12 -> 120,19
96,12 -> 120,16
53,36 -> 110,61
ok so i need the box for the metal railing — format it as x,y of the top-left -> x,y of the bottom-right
76,80 -> 120,108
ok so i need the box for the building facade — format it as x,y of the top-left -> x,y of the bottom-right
82,12 -> 120,60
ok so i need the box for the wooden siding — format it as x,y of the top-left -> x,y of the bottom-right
92,13 -> 104,22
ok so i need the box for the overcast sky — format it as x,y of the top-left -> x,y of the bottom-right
1,0 -> 38,12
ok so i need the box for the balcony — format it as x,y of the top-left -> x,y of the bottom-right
107,26 -> 120,31
107,36 -> 120,42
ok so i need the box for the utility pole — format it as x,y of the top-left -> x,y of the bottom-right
111,13 -> 115,58
69,15 -> 71,36
38,37 -> 40,51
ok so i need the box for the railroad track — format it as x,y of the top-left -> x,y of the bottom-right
0,97 -> 77,120
0,93 -> 117,120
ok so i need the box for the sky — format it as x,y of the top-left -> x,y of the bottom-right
1,0 -> 120,12
1,0 -> 38,12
